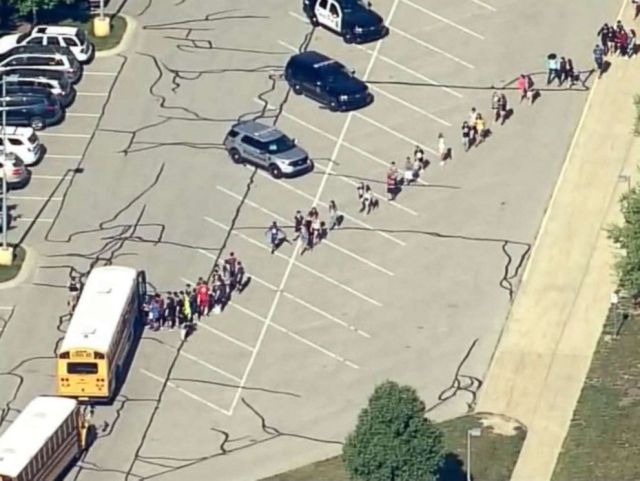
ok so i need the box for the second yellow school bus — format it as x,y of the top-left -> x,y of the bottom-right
57,265 -> 146,401
0,396 -> 91,481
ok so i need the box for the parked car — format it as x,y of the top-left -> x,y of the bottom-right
0,152 -> 30,188
284,50 -> 373,111
0,126 -> 45,166
303,0 -> 388,44
223,120 -> 313,178
0,70 -> 75,107
0,49 -> 82,84
0,93 -> 64,130
0,25 -> 94,63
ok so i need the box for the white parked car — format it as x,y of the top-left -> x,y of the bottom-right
0,152 -> 30,187
0,25 -> 94,63
0,126 -> 45,166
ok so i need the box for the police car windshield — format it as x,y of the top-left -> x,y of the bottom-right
265,135 -> 295,154
342,0 -> 367,10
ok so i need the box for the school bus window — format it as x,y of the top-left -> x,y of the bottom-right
67,362 -> 98,375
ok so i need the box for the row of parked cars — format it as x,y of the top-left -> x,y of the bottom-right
0,25 -> 94,191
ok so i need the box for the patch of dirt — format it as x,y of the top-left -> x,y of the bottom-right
476,412 -> 526,436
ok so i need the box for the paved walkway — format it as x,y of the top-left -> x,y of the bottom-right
475,7 -> 640,481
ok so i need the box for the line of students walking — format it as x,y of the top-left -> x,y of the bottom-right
143,253 -> 246,333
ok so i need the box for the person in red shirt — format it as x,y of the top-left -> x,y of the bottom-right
196,278 -> 209,319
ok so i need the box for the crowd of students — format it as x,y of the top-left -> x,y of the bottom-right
143,252 -> 246,332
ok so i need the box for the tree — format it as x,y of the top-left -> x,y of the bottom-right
609,184 -> 640,299
343,381 -> 445,481
6,0 -> 76,20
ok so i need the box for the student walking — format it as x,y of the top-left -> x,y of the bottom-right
437,133 -> 447,165
597,23 -> 611,54
497,93 -> 508,124
566,58 -> 577,87
461,121 -> 471,152
593,44 -> 605,77
265,221 -> 287,254
293,210 -> 304,240
328,200 -> 339,229
234,261 -> 245,292
546,53 -> 560,85
196,279 -> 209,320
360,184 -> 376,215
386,163 -> 398,200
414,145 -> 427,169
628,29 -> 637,58
356,182 -> 365,202
475,114 -> 487,146
491,92 -> 500,122
559,56 -> 568,84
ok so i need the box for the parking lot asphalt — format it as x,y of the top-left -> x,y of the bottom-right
0,0 -> 623,480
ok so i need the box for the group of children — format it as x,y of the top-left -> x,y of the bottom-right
143,252 -> 246,332
597,20 -> 636,58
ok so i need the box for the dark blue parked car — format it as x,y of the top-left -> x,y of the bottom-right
284,50 -> 374,112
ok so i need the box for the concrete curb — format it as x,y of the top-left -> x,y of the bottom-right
95,14 -> 137,58
0,244 -> 38,290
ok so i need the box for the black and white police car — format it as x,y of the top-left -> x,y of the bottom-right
303,0 -> 388,44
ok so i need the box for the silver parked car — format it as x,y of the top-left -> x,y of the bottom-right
223,120 -> 313,178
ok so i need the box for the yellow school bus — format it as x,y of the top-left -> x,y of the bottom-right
0,396 -> 91,481
57,265 -> 146,401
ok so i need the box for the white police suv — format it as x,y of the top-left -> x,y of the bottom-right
303,0 -> 388,44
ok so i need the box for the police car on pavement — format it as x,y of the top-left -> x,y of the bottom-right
303,0 -> 388,44
285,51 -> 373,111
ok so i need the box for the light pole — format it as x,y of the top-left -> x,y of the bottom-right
466,427 -> 482,481
1,78 -> 8,249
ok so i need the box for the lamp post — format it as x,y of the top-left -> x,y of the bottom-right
466,427 -> 482,481
1,78 -> 8,250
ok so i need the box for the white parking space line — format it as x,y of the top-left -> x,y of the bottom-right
159,341 -> 242,383
389,26 -> 475,69
355,43 -> 462,98
179,277 -> 256,352
76,92 -> 108,96
312,161 -> 419,216
0,306 -> 13,310
254,169 -> 407,246
66,113 -> 101,118
246,270 -> 372,338
16,217 -> 54,222
216,185 -> 395,276
228,301 -> 360,369
355,112 -> 426,151
140,369 -> 232,416
31,174 -> 67,180
204,216 -> 384,306
278,40 -> 298,53
197,248 -> 372,337
84,71 -> 118,76
402,0 -> 485,39
11,195 -> 62,201
368,85 -> 451,126
38,133 -> 91,138
471,0 -> 497,11
288,11 -> 309,23
255,100 -> 430,194
45,154 -> 82,159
